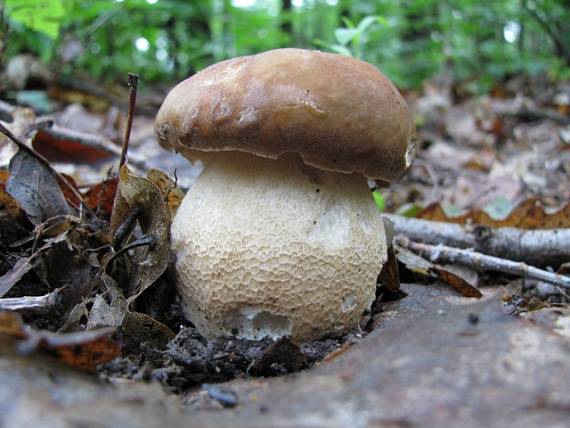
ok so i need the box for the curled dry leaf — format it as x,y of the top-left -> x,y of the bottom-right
0,311 -> 120,372
417,198 -> 570,229
146,169 -> 184,218
378,246 -> 401,293
394,240 -> 482,298
110,166 -> 170,300
7,149 -> 70,225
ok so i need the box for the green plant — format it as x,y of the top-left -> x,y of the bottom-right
316,15 -> 387,59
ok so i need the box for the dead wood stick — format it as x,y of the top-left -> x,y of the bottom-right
396,237 -> 570,290
0,289 -> 62,315
384,214 -> 570,267
119,73 -> 138,169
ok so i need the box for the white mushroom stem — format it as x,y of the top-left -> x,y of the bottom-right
171,152 -> 387,341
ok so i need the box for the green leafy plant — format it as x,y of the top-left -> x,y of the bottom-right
317,15 -> 387,59
6,0 -> 64,39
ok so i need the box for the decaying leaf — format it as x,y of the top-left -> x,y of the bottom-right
0,169 -> 29,243
87,273 -> 127,330
146,169 -> 184,218
417,198 -> 570,229
394,241 -> 482,298
110,166 -> 170,300
7,149 -> 70,225
32,127 -> 114,164
0,311 -> 120,372
56,173 -> 82,210
0,311 -> 27,338
429,266 -> 483,298
83,177 -> 118,220
51,333 -> 121,373
378,246 -> 401,293
121,311 -> 175,359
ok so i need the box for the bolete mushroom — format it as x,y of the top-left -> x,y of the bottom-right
155,48 -> 415,342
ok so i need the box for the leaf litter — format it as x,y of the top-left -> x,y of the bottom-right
0,73 -> 568,420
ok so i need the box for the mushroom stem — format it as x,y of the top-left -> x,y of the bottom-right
171,152 -> 387,341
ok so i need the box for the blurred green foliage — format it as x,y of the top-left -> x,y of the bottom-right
3,0 -> 569,89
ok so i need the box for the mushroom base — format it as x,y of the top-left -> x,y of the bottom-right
171,152 -> 387,341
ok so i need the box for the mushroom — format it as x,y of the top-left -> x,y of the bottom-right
155,48 -> 415,342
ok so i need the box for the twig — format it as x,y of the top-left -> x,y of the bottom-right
0,289 -> 62,315
104,235 -> 156,273
0,122 -> 97,218
504,107 -> 570,126
384,214 -> 570,267
396,237 -> 570,290
119,73 -> 139,169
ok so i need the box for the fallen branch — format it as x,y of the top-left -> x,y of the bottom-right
0,289 -> 62,315
396,236 -> 570,290
384,214 -> 570,267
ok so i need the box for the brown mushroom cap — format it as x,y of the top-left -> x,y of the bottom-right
155,48 -> 415,183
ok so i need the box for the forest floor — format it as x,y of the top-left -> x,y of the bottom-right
0,69 -> 569,427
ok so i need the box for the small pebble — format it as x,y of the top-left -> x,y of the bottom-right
203,384 -> 239,408
468,313 -> 479,325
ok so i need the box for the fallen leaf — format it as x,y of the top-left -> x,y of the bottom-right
120,311 -> 174,360
32,128 -> 113,164
52,334 -> 121,372
378,246 -> 400,293
146,169 -> 184,218
87,273 -> 127,330
110,166 -> 170,300
394,241 -> 482,298
83,177 -> 118,220
429,266 -> 483,298
57,173 -> 82,209
7,148 -> 70,225
0,311 -> 27,338
417,198 -> 570,229
0,311 -> 120,372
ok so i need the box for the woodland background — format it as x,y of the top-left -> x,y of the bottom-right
3,0 -> 569,91
1,0 -> 570,426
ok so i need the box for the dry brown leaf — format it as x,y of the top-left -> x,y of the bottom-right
146,169 -> 184,218
0,311 -> 120,372
110,166 -> 171,300
0,311 -> 27,338
378,246 -> 400,293
429,267 -> 483,298
51,335 -> 120,373
32,128 -> 113,164
394,243 -> 481,298
417,198 -> 570,229
83,177 -> 118,220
